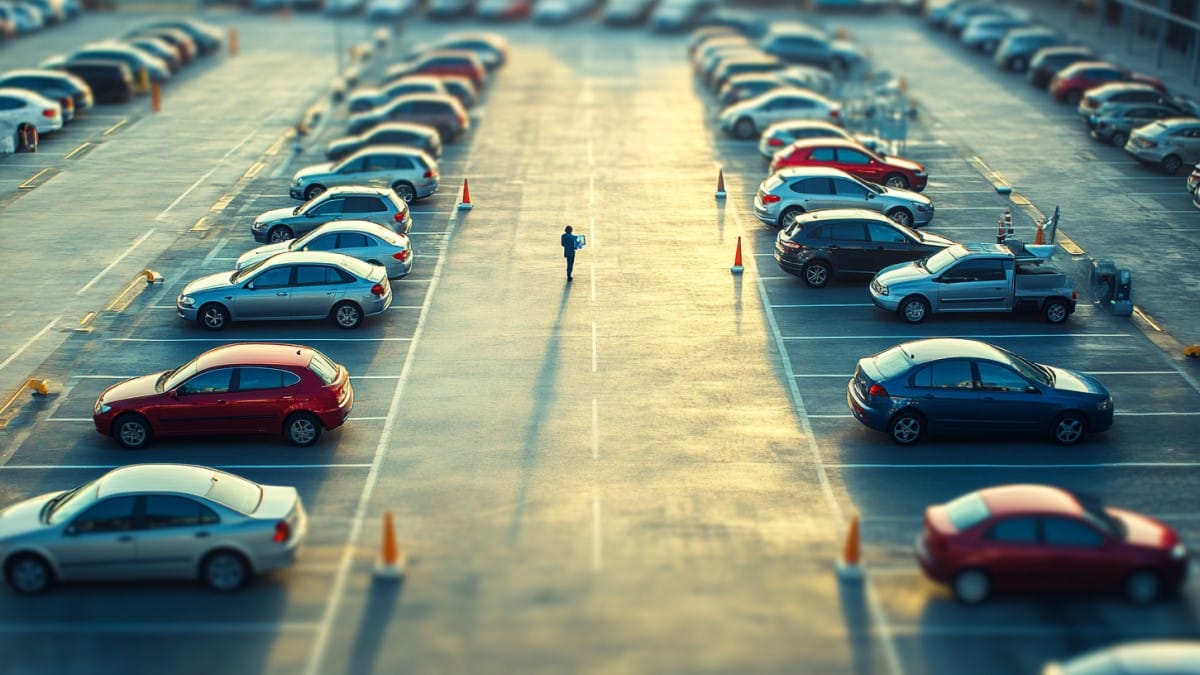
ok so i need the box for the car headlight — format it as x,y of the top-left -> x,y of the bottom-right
251,220 -> 266,231
1097,397 -> 1112,411
292,177 -> 303,186
178,295 -> 195,308
95,401 -> 110,415
1172,543 -> 1187,560
915,203 -> 930,212
913,170 -> 926,177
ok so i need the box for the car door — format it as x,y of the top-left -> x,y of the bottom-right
357,153 -> 393,188
341,195 -> 387,224
970,360 -> 1045,432
824,220 -> 871,273
135,494 -> 222,578
289,264 -> 344,318
303,197 -> 348,232
387,100 -> 415,123
233,366 -> 303,433
769,95 -> 814,124
976,516 -> 1048,594
333,231 -> 376,261
933,258 -> 1011,312
908,359 -> 980,431
836,147 -> 884,182
865,220 -> 922,272
49,496 -> 139,582
162,366 -> 241,435
1175,124 -> 1200,162
335,156 -> 366,184
1039,516 -> 1113,592
232,265 -> 293,321
830,175 -> 875,211
788,176 -> 833,211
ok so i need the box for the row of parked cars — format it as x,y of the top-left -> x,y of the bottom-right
0,0 -> 81,41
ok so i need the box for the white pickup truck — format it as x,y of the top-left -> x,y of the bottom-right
869,242 -> 1078,324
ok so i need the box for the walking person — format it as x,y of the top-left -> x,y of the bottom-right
561,225 -> 577,281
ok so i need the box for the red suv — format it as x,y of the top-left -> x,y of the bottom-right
93,343 -> 354,449
1049,61 -> 1166,105
916,484 -> 1189,605
769,138 -> 928,191
385,50 -> 488,90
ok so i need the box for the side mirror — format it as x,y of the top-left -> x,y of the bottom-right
246,282 -> 256,290
169,389 -> 179,400
865,192 -> 875,199
1025,386 -> 1040,395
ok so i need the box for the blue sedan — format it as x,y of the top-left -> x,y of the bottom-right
847,338 -> 1114,445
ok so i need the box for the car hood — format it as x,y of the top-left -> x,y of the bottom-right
0,492 -> 59,540
915,231 -> 955,248
1110,508 -> 1179,549
256,206 -> 299,224
236,241 -> 292,270
878,184 -> 932,206
293,162 -> 336,182
182,270 -> 236,295
1047,366 -> 1108,396
873,259 -> 928,286
884,156 -> 925,173
99,372 -> 163,405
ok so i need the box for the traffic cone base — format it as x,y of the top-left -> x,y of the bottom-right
458,178 -> 473,210
373,511 -> 407,580
836,515 -> 863,582
730,236 -> 744,275
715,169 -> 726,199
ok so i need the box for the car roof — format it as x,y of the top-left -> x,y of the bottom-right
976,484 -> 1082,518
305,219 -> 398,237
364,121 -> 436,136
322,184 -> 395,198
344,144 -> 426,160
1088,81 -> 1158,96
767,119 -> 843,133
784,136 -> 869,152
776,165 -> 854,179
388,92 -> 459,106
797,208 -> 892,224
96,463 -> 242,499
193,342 -> 315,371
0,69 -> 78,81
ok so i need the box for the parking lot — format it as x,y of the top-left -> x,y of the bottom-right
2,4 -> 1200,675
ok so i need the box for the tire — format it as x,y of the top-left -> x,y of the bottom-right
1109,131 -> 1128,148
113,413 -> 152,449
1124,569 -> 1161,605
16,123 -> 37,153
5,553 -> 53,594
285,412 -> 322,447
886,208 -> 914,227
779,207 -> 805,229
1162,155 -> 1183,174
267,225 -> 294,243
898,295 -> 930,323
1051,411 -> 1086,445
200,549 -> 250,592
888,409 -> 924,445
199,303 -> 230,331
392,182 -> 416,203
883,173 -> 910,190
802,260 -> 832,288
734,117 -> 756,139
331,301 -> 363,329
304,184 -> 326,201
952,568 -> 990,605
1043,298 -> 1070,324
1064,90 -> 1082,106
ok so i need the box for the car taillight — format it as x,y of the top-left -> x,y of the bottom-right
868,383 -> 888,397
61,97 -> 73,112
1072,289 -> 1078,300
273,520 -> 291,543
761,194 -> 781,204
423,169 -> 435,178
458,114 -> 467,126
828,109 -> 840,119
1141,139 -> 1158,148
42,108 -> 56,118
371,283 -> 386,296
768,137 -> 784,147
394,212 -> 406,223
393,250 -> 409,262
780,240 -> 802,250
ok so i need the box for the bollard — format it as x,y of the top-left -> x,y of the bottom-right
150,82 -> 161,113
138,67 -> 149,93
229,28 -> 239,57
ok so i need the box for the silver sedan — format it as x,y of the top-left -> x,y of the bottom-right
177,251 -> 393,330
0,464 -> 307,594
237,220 -> 413,280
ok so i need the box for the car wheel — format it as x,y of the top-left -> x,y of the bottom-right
802,260 -> 832,288
883,173 -> 910,189
199,303 -> 229,331
1124,569 -> 1161,605
1051,411 -> 1086,445
1043,298 -> 1070,324
1162,154 -> 1183,174
887,410 -> 924,445
393,182 -> 416,203
734,117 -> 756,139
5,553 -> 53,594
1065,90 -> 1082,106
267,225 -> 294,243
285,412 -> 322,447
200,549 -> 250,592
886,208 -> 914,227
16,123 -> 37,153
304,184 -> 326,201
113,413 -> 152,449
1109,131 -> 1128,148
1010,56 -> 1028,72
779,207 -> 804,229
952,568 -> 990,605
331,301 -> 363,329
898,295 -> 929,323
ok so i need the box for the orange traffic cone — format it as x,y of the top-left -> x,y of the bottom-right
730,236 -> 744,275
373,510 -> 406,579
458,178 -> 473,210
1034,221 -> 1044,245
229,28 -> 239,57
715,169 -> 726,199
835,515 -> 863,581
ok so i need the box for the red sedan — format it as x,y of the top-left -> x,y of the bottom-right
769,137 -> 928,191
384,51 -> 488,90
1049,60 -> 1166,105
93,343 -> 353,449
916,484 -> 1188,605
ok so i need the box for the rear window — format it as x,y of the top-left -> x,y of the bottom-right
871,345 -> 912,380
945,492 -> 991,532
205,469 -> 263,515
308,350 -> 341,385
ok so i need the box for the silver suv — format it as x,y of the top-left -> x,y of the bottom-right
753,166 -> 934,229
1125,117 -> 1200,174
290,146 -> 439,203
250,185 -> 410,243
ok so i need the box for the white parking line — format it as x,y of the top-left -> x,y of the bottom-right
829,462 -> 1200,469
0,318 -> 59,375
202,239 -> 230,265
0,622 -> 320,634
772,303 -> 873,308
810,411 -> 1199,419
0,463 -> 372,471
157,168 -> 216,221
109,337 -> 412,343
77,230 -> 156,295
783,333 -> 1131,340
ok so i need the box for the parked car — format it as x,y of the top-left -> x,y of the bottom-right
124,27 -> 198,66
1042,641 -> 1200,675
134,18 -> 224,56
0,87 -> 63,136
758,22 -> 864,73
63,43 -> 171,85
649,0 -> 714,33
290,146 -> 438,203
53,60 -> 134,104
426,0 -> 475,19
346,92 -> 470,141
236,220 -> 413,280
1077,81 -> 1193,120
326,121 -> 442,161
1125,117 -> 1200,173
720,88 -> 841,139
475,0 -> 531,21
717,67 -> 834,107
125,36 -> 183,74
366,0 -> 420,20
849,338 -> 1113,446
753,166 -> 934,229
774,208 -> 954,287
383,50 -> 487,89
946,3 -> 1020,37
1027,45 -> 1096,88
698,44 -> 763,85
694,6 -> 768,38
0,69 -> 92,121
960,14 -> 1032,53
346,76 -> 449,114
251,185 -> 410,243
1188,162 -> 1200,194
418,31 -> 508,70
993,26 -> 1063,72
1088,102 -> 1182,147
1050,61 -> 1165,106
177,251 -> 392,330
438,75 -> 478,109
708,53 -> 786,92
916,484 -> 1183,605
758,119 -> 880,158
603,0 -> 657,26
769,137 -> 928,191
0,464 -> 307,594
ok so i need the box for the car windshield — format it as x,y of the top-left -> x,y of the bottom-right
162,358 -> 201,391
871,345 -> 912,380
45,480 -> 99,525
997,348 -> 1054,386
205,468 -> 264,515
308,350 -> 340,385
1076,494 -> 1127,539
944,492 -> 991,532
920,247 -> 965,274
231,258 -> 268,284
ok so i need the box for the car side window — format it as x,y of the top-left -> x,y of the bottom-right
144,495 -> 219,529
911,360 -> 974,389
837,149 -> 872,165
975,362 -> 1032,392
832,178 -> 870,197
295,265 -> 334,287
71,497 -> 138,534
237,366 -> 300,392
0,97 -> 20,110
363,155 -> 391,171
251,266 -> 292,290
942,259 -> 1006,283
867,221 -> 907,243
306,234 -> 338,251
1042,517 -> 1106,548
985,517 -> 1038,544
309,198 -> 345,216
340,196 -> 370,212
338,233 -> 373,248
829,221 -> 866,241
809,147 -> 835,162
339,158 -> 364,173
178,368 -> 234,395
792,177 -> 829,195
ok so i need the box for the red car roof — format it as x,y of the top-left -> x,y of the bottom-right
195,342 -> 313,371
978,484 -> 1083,518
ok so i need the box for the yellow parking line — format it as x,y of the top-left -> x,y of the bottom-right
17,168 -> 49,190
1133,306 -> 1163,332
211,193 -> 234,212
242,161 -> 265,180
1057,232 -> 1085,255
64,142 -> 91,159
265,136 -> 285,157
190,216 -> 209,233
103,119 -> 128,136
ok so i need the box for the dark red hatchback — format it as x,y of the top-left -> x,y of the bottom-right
93,343 -> 353,449
916,484 -> 1188,605
769,137 -> 929,192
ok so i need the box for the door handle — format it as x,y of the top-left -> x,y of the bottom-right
281,396 -> 295,402
216,400 -> 228,405
276,292 -> 288,296
195,531 -> 210,539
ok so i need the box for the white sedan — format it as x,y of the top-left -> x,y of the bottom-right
0,87 -> 63,137
719,88 -> 841,140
